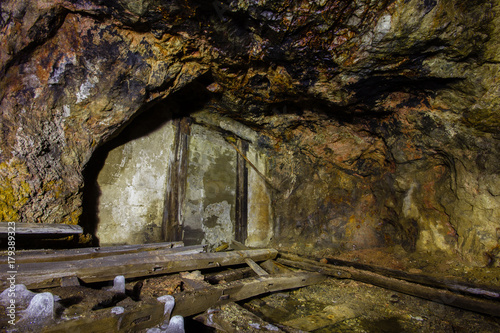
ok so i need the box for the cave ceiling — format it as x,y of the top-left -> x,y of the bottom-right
1,0 -> 500,263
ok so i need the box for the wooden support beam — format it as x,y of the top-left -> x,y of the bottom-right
0,248 -> 278,289
0,241 -> 185,264
162,117 -> 191,242
235,139 -> 249,243
278,253 -> 500,318
0,222 -> 82,238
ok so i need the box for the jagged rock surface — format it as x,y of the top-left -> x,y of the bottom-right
1,0 -> 499,264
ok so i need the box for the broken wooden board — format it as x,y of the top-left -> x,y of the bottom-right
43,271 -> 325,332
0,241 -> 186,264
260,260 -> 293,274
230,239 -> 249,250
0,248 -> 278,289
204,266 -> 256,284
43,298 -> 164,333
245,258 -> 269,276
278,254 -> 500,318
172,271 -> 326,318
0,222 -> 82,238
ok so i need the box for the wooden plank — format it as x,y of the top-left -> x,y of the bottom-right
280,252 -> 500,300
0,248 -> 278,289
322,256 -> 500,300
0,222 -> 82,238
44,271 -> 324,332
277,257 -> 352,279
260,259 -> 293,274
278,255 -> 500,318
171,271 -> 326,318
230,239 -> 249,250
0,241 -> 186,264
245,258 -> 269,276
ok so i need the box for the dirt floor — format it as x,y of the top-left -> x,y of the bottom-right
240,277 -> 500,333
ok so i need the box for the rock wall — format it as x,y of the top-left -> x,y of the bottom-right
1,0 -> 499,265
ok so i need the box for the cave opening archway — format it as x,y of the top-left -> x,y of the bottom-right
80,80 -> 273,248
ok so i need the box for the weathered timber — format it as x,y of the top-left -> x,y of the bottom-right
0,222 -> 82,238
235,139 -> 249,243
277,254 -> 351,279
0,249 -> 278,289
260,259 -> 293,274
0,241 -> 186,264
230,239 -> 249,250
280,252 -> 500,300
44,271 -> 324,332
278,254 -> 500,318
180,271 -> 213,290
323,256 -> 500,300
227,139 -> 278,191
172,272 -> 327,317
43,298 -> 164,333
204,266 -> 256,284
162,117 -> 191,242
194,302 -> 287,332
245,258 -> 269,276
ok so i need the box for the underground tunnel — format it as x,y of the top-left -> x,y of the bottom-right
1,0 -> 500,331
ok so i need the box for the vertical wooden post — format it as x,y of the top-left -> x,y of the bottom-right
235,139 -> 249,243
162,117 -> 191,242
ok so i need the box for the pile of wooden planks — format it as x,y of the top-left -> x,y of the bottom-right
0,242 -> 280,289
0,242 -> 325,332
0,222 -> 83,239
2,242 -> 499,332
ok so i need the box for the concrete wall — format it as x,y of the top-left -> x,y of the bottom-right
94,110 -> 272,247
95,114 -> 175,245
182,124 -> 237,247
247,146 -> 273,247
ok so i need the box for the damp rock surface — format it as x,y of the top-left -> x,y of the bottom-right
0,0 -> 499,265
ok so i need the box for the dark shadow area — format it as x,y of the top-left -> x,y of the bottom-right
359,317 -> 405,333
